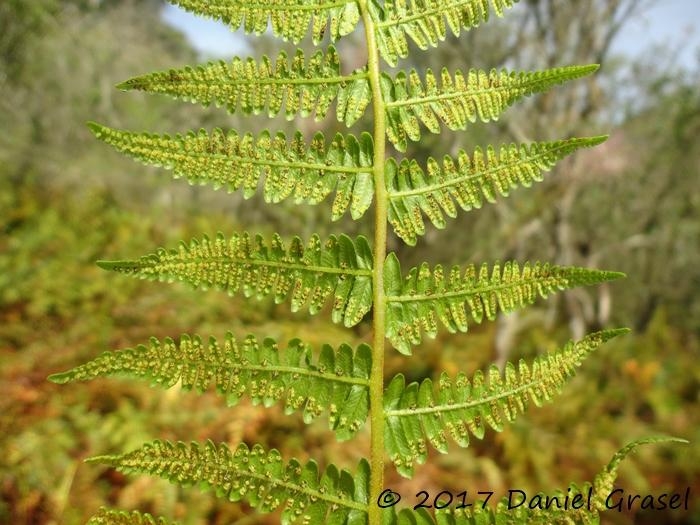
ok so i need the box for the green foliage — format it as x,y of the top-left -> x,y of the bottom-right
50,0 -> 685,524
86,438 -> 686,525
49,327 -> 628,477
381,65 -> 598,151
370,0 -> 518,66
50,334 -> 371,440
88,123 -> 375,220
169,0 -> 360,44
383,329 -> 628,476
95,232 -> 374,326
384,255 -> 623,353
117,46 -> 371,124
385,136 -> 608,244
89,441 -> 370,524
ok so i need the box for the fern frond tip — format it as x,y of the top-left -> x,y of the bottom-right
646,436 -> 689,445
116,77 -> 144,92
96,260 -> 114,270
96,260 -> 142,273
572,268 -> 626,285
617,436 -> 689,451
597,327 -> 631,342
557,134 -> 608,149
47,371 -> 72,384
583,134 -> 609,146
601,270 -> 626,282
599,436 -> 690,480
558,64 -> 600,80
86,121 -> 105,136
593,436 -> 690,507
85,454 -> 118,465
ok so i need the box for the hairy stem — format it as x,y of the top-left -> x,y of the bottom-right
358,1 -> 387,523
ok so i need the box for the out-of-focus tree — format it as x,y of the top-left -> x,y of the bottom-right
392,0 -> 699,362
497,0 -> 654,347
574,64 -> 700,334
1,1 -> 194,192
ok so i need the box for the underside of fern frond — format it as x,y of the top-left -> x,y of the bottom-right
370,0 -> 518,66
87,437 -> 684,525
87,507 -> 173,525
97,232 -> 374,327
49,334 -> 371,440
381,65 -> 598,151
118,47 -> 370,124
59,0 -> 676,523
89,124 -> 374,220
89,441 -> 370,525
169,0 -> 360,44
383,329 -> 627,476
384,254 -> 624,353
386,136 -> 608,244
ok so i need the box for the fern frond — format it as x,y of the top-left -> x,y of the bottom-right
384,437 -> 687,523
590,436 -> 688,510
88,441 -> 370,524
169,0 -> 360,44
87,507 -> 174,525
381,65 -> 598,151
89,124 -> 374,220
50,334 -> 371,440
117,47 -> 371,125
386,136 -> 608,244
383,254 -> 624,353
97,233 -> 373,327
383,329 -> 627,476
370,0 -> 518,66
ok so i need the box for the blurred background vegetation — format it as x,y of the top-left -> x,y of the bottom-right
0,0 -> 698,524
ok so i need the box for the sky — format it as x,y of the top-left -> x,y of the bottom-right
161,1 -> 700,70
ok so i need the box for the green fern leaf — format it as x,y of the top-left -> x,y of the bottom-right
370,0 -> 518,66
384,329 -> 627,476
117,47 -> 370,125
386,136 -> 608,244
87,507 -> 174,525
169,0 -> 360,44
97,232 -> 374,327
49,334 -> 371,440
381,65 -> 598,151
384,254 -> 624,354
590,436 -> 688,510
88,441 -> 370,524
88,124 -> 374,220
